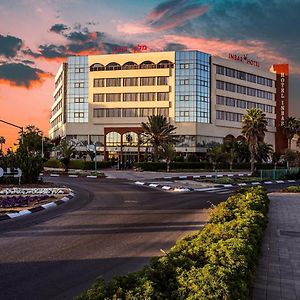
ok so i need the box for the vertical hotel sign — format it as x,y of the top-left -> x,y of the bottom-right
272,64 -> 289,153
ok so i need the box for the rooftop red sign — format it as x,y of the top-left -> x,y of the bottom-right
228,53 -> 260,67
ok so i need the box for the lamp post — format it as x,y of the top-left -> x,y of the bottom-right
0,119 -> 24,144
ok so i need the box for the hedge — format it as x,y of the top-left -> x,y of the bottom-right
77,186 -> 269,300
44,159 -> 111,170
134,161 -> 281,171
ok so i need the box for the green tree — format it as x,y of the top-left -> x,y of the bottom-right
0,136 -> 5,153
281,117 -> 300,149
242,108 -> 268,173
207,144 -> 224,170
256,143 -> 273,163
162,144 -> 176,172
58,140 -> 76,171
141,115 -> 177,162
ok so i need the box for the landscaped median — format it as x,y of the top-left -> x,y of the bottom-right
0,186 -> 73,220
77,186 -> 269,300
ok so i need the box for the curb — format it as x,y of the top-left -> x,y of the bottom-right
0,191 -> 75,222
40,173 -> 103,179
134,180 -> 300,193
156,173 -> 252,181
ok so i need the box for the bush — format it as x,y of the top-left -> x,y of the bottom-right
44,159 -> 111,170
77,186 -> 269,300
282,186 -> 300,193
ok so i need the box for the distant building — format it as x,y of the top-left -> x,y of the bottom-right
49,50 -> 288,161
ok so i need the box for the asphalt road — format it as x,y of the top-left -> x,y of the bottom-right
0,178 -> 297,300
0,177 -> 232,300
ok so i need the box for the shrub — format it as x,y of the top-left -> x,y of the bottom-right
282,185 -> 300,193
77,186 -> 269,300
44,160 -> 111,170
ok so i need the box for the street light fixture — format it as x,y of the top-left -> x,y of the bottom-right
0,119 -> 24,144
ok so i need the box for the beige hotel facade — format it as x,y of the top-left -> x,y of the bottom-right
49,50 -> 288,161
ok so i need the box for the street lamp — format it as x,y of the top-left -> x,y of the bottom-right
0,119 -> 24,144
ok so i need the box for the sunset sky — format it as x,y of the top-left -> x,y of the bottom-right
1,0 -> 299,150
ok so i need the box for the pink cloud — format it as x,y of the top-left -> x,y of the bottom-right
117,5 -> 209,34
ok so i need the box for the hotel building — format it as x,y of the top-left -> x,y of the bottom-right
49,50 -> 288,161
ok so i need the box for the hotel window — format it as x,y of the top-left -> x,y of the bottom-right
157,92 -> 169,101
216,80 -> 224,90
74,82 -> 84,88
237,85 -> 246,94
75,67 -> 84,73
123,108 -> 138,117
236,71 -> 246,80
267,118 -> 275,127
267,79 -> 273,87
256,103 -> 265,111
266,105 -> 273,113
247,87 -> 256,97
247,73 -> 257,83
179,79 -> 189,85
106,78 -> 121,87
257,76 -> 266,85
180,63 -> 189,69
93,108 -> 105,118
236,99 -> 247,108
216,65 -> 225,75
200,80 -> 208,87
106,108 -> 121,117
225,68 -> 235,78
225,97 -> 235,107
247,101 -> 256,109
225,82 -> 236,92
74,97 -> 85,103
200,64 -> 209,71
94,78 -> 105,87
140,92 -> 155,101
157,108 -> 169,117
140,77 -> 156,86
93,93 -> 104,102
216,95 -> 225,105
179,95 -> 189,101
74,112 -> 84,118
180,111 -> 190,117
123,77 -> 138,86
123,93 -> 138,102
140,108 -> 155,117
157,76 -> 168,85
106,93 -> 121,102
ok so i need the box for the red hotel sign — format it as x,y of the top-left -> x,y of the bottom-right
272,64 -> 289,153
228,53 -> 260,67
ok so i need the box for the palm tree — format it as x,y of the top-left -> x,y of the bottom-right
141,115 -> 177,162
0,136 -> 5,152
242,108 -> 268,173
58,140 -> 76,171
256,143 -> 273,163
282,117 -> 300,149
163,143 -> 176,172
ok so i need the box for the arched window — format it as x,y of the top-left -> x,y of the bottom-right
157,60 -> 174,69
106,62 -> 121,71
106,132 -> 121,147
122,62 -> 138,70
90,63 -> 105,72
123,132 -> 139,146
140,61 -> 156,69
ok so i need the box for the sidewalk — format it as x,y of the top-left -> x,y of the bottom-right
252,193 -> 300,300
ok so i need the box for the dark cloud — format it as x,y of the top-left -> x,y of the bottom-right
178,0 -> 300,67
0,63 -> 52,88
22,48 -> 41,58
164,43 -> 187,51
0,34 -> 23,58
38,44 -> 68,58
50,23 -> 69,33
